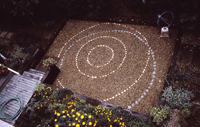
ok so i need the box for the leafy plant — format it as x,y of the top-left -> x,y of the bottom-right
181,109 -> 191,118
9,45 -> 30,63
149,105 -> 171,125
127,118 -> 152,127
43,57 -> 57,68
162,86 -> 194,109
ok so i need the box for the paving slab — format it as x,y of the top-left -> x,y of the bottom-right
45,20 -> 178,115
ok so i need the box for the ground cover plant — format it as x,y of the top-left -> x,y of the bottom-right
15,83 -> 152,127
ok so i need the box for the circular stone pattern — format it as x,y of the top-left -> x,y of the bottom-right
76,36 -> 127,78
57,22 -> 157,110
87,45 -> 114,68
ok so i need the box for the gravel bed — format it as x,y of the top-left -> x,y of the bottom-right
45,20 -> 178,115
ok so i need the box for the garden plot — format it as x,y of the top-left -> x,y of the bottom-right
45,20 -> 178,115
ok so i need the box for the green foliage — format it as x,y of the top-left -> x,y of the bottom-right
181,109 -> 191,118
57,88 -> 73,99
8,45 -> 30,66
80,99 -> 86,104
162,86 -> 194,109
149,105 -> 171,125
127,118 -> 152,127
35,83 -> 46,92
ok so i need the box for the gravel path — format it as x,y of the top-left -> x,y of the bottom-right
45,20 -> 178,115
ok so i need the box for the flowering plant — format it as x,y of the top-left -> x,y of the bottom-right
43,57 -> 57,68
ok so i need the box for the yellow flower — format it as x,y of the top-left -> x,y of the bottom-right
88,115 -> 92,119
57,113 -> 60,116
69,123 -> 71,126
63,115 -> 66,118
72,122 -> 76,126
55,124 -> 59,127
67,114 -> 70,116
119,122 -> 122,125
54,119 -> 57,122
72,114 -> 75,117
120,118 -> 123,120
75,117 -> 78,121
62,110 -> 65,114
76,124 -> 80,127
81,115 -> 84,119
122,122 -> 125,126
37,107 -> 40,109
89,122 -> 92,125
41,105 -> 43,107
82,122 -> 86,125
71,109 -> 75,112
76,112 -> 80,116
110,125 -> 112,127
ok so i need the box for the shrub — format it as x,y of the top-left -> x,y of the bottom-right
149,105 -> 171,125
162,86 -> 194,109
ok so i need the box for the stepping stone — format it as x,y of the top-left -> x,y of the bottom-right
0,31 -> 7,38
177,44 -> 194,65
5,32 -> 14,39
192,45 -> 200,68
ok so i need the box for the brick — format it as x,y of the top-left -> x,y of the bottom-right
5,32 -> 14,39
0,31 -> 7,38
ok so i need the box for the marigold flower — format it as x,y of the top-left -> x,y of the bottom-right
81,115 -> 84,119
55,124 -> 59,127
75,117 -> 78,121
62,110 -> 65,114
57,113 -> 60,116
110,125 -> 112,127
88,115 -> 92,119
76,112 -> 80,116
76,124 -> 80,127
72,114 -> 75,117
72,122 -> 76,126
54,119 -> 57,122
82,122 -> 86,125
89,122 -> 92,125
